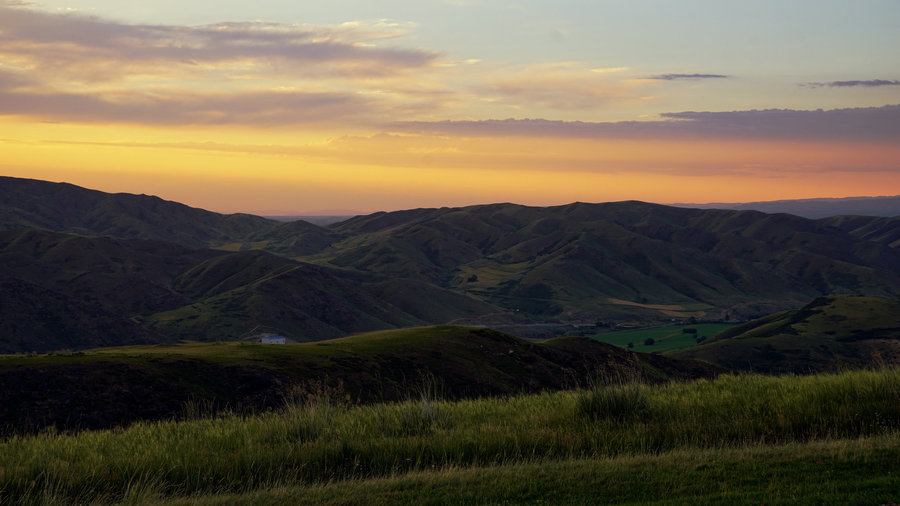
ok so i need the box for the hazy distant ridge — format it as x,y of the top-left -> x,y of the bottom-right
673,195 -> 900,219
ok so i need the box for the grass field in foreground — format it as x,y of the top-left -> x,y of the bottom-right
590,323 -> 736,353
164,436 -> 900,505
2,367 -> 898,504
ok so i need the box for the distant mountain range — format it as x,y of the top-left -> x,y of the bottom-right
673,195 -> 900,219
2,176 -> 900,352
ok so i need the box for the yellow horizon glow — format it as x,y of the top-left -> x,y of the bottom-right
3,118 -> 898,214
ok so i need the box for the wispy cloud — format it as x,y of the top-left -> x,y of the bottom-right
0,68 -> 32,90
0,7 -> 435,80
802,79 -> 900,89
0,4 -> 445,125
479,62 -> 651,111
0,87 -> 378,126
391,105 -> 900,142
645,73 -> 730,81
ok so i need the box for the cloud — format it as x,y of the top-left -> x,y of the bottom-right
658,106 -> 900,141
480,62 -> 651,111
645,73 -> 730,81
0,7 -> 436,82
0,86 -> 389,125
0,4 -> 447,124
391,105 -> 900,142
802,79 -> 900,88
0,68 -> 32,90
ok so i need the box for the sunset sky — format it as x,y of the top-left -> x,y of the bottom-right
1,0 -> 899,214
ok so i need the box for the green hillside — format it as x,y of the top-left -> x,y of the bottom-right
315,201 -> 900,321
671,295 -> 900,373
821,214 -> 900,249
0,325 -> 721,434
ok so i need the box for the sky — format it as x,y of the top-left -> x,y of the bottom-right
1,0 -> 899,214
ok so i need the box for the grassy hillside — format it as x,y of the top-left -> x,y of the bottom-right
821,214 -> 900,249
1,368 -> 898,504
0,326 -> 720,434
671,295 -> 900,373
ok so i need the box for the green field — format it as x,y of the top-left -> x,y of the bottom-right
591,323 -> 736,353
2,367 -> 898,504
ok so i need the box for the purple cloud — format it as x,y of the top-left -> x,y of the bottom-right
0,69 -> 31,90
800,79 -> 900,89
803,79 -> 900,89
830,80 -> 900,87
0,4 -> 443,124
391,105 -> 900,142
0,87 -> 378,126
645,73 -> 730,80
0,6 -> 437,79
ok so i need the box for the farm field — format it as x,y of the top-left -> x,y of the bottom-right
2,367 -> 898,504
591,323 -> 737,353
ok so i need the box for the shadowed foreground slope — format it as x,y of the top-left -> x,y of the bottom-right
0,326 -> 720,434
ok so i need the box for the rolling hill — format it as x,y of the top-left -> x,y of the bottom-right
312,201 -> 900,321
820,215 -> 900,249
0,176 -> 285,248
0,325 -> 722,434
670,295 -> 900,374
2,176 -> 900,351
0,229 -> 499,352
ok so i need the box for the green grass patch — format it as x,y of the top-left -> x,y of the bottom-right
591,323 -> 736,353
1,367 -> 899,503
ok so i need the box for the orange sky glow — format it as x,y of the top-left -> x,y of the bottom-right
1,2 -> 899,214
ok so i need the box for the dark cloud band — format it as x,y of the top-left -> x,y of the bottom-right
392,105 -> 900,142
802,80 -> 900,88
645,73 -> 730,80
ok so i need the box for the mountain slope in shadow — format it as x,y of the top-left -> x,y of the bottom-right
0,229 -> 499,352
